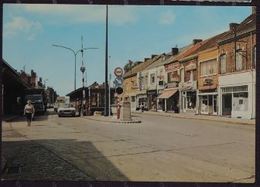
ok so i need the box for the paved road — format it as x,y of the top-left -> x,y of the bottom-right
2,113 -> 255,182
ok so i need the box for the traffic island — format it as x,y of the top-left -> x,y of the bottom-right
83,116 -> 141,124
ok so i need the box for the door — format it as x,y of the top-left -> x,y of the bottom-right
222,94 -> 232,116
200,95 -> 208,114
213,95 -> 218,115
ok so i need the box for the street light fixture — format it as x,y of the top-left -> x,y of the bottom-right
79,36 -> 98,116
52,44 -> 98,91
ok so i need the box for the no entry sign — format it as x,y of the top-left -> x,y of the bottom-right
114,67 -> 123,77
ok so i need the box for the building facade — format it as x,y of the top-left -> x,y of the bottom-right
218,14 -> 256,119
197,47 -> 219,115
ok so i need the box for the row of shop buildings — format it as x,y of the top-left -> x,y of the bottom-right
122,11 -> 256,119
1,59 -> 58,115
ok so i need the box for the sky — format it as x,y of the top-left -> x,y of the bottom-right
3,4 -> 252,96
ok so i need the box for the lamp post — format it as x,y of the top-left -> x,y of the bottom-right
52,43 -> 98,90
104,4 -> 109,116
52,44 -> 82,91
79,36 -> 98,116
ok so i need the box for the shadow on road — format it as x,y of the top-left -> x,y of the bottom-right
2,138 -> 129,181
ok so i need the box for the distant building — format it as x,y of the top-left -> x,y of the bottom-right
67,82 -> 115,115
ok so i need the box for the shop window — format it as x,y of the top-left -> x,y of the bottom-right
233,92 -> 248,111
219,54 -> 227,74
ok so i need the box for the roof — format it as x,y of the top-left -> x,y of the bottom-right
144,54 -> 171,70
2,59 -> 31,88
123,55 -> 161,78
218,13 -> 256,44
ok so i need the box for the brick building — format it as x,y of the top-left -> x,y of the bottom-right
217,13 -> 256,119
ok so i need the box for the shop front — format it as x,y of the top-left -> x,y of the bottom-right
147,90 -> 157,111
198,91 -> 218,115
218,71 -> 255,119
157,88 -> 179,112
197,76 -> 218,115
136,91 -> 148,111
179,81 -> 197,113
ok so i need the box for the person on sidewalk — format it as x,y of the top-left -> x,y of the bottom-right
24,100 -> 35,127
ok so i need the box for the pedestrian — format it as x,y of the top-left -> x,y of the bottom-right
141,102 -> 144,112
24,100 -> 35,127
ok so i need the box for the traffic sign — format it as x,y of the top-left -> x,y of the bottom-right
114,67 -> 123,77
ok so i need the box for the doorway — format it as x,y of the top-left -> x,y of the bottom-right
222,94 -> 232,116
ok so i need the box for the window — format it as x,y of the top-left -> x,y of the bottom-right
200,59 -> 217,76
131,96 -> 135,102
236,49 -> 243,71
167,72 -> 173,83
253,45 -> 256,68
180,68 -> 184,82
219,54 -> 227,74
185,70 -> 191,82
150,73 -> 155,84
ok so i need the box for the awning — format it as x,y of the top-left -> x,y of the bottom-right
158,89 -> 178,99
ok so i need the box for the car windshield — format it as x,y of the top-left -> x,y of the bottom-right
26,95 -> 43,103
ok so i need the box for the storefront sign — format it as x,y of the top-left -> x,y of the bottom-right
203,78 -> 213,86
147,90 -> 157,95
165,82 -> 178,88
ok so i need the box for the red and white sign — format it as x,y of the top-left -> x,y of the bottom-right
114,67 -> 123,77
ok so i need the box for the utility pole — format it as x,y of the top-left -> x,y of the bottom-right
80,36 -> 86,116
104,4 -> 109,116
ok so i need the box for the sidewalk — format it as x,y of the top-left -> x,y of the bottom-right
133,111 -> 255,125
2,115 -> 21,122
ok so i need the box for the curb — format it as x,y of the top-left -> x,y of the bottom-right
1,156 -> 7,173
83,117 -> 142,124
133,112 -> 255,126
3,116 -> 21,122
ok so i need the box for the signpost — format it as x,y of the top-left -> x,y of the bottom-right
113,67 -> 124,119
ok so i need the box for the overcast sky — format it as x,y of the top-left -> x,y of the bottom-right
3,4 -> 251,96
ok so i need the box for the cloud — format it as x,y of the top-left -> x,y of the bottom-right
159,11 -> 176,25
4,16 -> 42,40
21,4 -> 137,25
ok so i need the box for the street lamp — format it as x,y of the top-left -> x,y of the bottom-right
79,36 -> 98,116
52,43 -> 97,91
52,44 -> 82,91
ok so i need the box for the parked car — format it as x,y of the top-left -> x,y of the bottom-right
58,104 -> 76,117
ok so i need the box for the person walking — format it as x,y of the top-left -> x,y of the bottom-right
24,100 -> 35,127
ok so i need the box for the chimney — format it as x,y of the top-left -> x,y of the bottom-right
193,39 -> 202,45
151,54 -> 157,59
252,6 -> 256,14
171,48 -> 179,55
31,70 -> 36,77
229,23 -> 239,31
